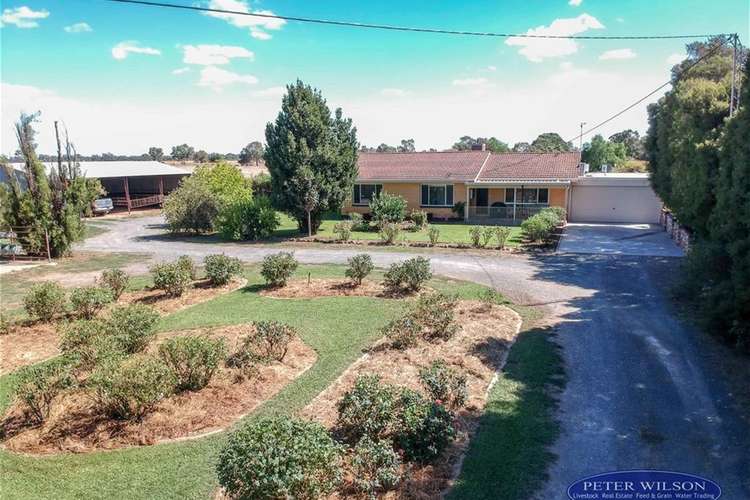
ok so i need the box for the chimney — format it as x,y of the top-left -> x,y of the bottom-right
471,143 -> 487,151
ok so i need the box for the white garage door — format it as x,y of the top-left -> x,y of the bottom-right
570,178 -> 663,223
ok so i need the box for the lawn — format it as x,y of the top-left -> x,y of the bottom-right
0,263 -> 563,500
273,213 -> 524,247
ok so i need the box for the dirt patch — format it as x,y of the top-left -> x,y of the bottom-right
1,325 -> 316,454
300,300 -> 522,498
119,278 -> 246,314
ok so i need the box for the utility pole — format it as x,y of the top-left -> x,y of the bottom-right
730,33 -> 738,116
579,122 -> 586,151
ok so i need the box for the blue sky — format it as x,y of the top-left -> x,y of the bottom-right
1,0 -> 748,154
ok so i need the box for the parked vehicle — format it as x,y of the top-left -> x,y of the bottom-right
92,198 -> 113,215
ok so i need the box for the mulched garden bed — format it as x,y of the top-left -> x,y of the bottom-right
260,278 -> 435,300
1,324 -> 316,454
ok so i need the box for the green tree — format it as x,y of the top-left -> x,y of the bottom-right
239,141 -> 264,165
512,142 -> 531,152
529,132 -> 571,153
608,129 -> 645,159
376,143 -> 397,153
208,152 -> 224,162
264,80 -> 359,234
192,162 -> 252,210
452,136 -> 508,152
397,139 -> 415,152
194,150 -> 209,163
147,147 -> 164,161
582,135 -> 628,170
171,144 -> 194,161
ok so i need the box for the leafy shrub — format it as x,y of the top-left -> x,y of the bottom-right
248,321 -> 296,362
192,162 -> 253,210
451,201 -> 466,218
333,220 -> 353,241
349,212 -> 364,230
59,318 -> 109,368
378,222 -> 400,244
158,335 -> 227,391
204,254 -> 242,286
150,262 -> 192,297
99,268 -> 129,300
23,281 -> 65,322
543,206 -> 567,222
351,436 -> 401,498
395,389 -> 455,463
521,214 -> 553,242
0,314 -> 12,335
482,226 -> 495,247
469,226 -> 484,248
163,174 -> 220,234
13,357 -> 75,423
383,257 -> 432,294
382,315 -> 422,350
107,304 -> 160,353
419,360 -> 468,409
479,288 -> 507,308
176,255 -> 197,280
90,354 -> 175,420
217,417 -> 342,500
369,192 -> 407,224
337,375 -> 399,442
409,209 -> 428,229
427,225 -> 440,245
217,196 -> 279,241
413,293 -> 459,342
345,254 -> 374,285
492,226 -> 512,249
69,286 -> 114,319
260,252 -> 298,287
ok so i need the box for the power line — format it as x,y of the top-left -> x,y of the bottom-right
101,0 -> 726,40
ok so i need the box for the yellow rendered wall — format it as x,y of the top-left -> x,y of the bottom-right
549,187 -> 567,208
343,182 -> 466,218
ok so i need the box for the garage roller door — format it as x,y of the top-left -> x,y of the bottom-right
570,185 -> 662,223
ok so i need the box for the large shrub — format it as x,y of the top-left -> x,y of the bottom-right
217,417 -> 343,500
333,220 -> 353,241
192,162 -> 252,210
382,315 -> 422,350
413,293 -> 459,342
98,268 -> 129,300
394,389 -> 455,463
23,281 -> 65,322
248,321 -> 296,362
383,257 -> 432,294
13,357 -> 75,423
107,304 -> 160,353
218,196 -> 279,241
204,254 -> 242,286
158,335 -> 227,391
369,192 -> 407,225
90,354 -> 175,420
150,262 -> 193,297
260,252 -> 298,287
345,254 -> 373,286
59,318 -> 109,368
419,360 -> 467,409
351,436 -> 401,497
176,255 -> 197,280
521,213 -> 554,242
336,375 -> 398,442
163,174 -> 220,234
69,286 -> 114,319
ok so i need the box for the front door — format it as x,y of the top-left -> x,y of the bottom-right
474,188 -> 488,207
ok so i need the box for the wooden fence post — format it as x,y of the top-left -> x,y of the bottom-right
44,228 -> 51,262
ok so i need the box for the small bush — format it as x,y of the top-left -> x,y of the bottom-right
409,209 -> 428,229
337,374 -> 399,442
204,254 -> 242,286
23,281 -> 65,322
482,226 -> 495,247
248,320 -> 296,362
107,304 -> 160,353
217,417 -> 342,500
14,357 -> 75,423
382,315 -> 422,350
479,288 -> 507,308
260,252 -> 298,287
176,255 -> 197,280
383,257 -> 432,294
492,226 -> 512,249
351,436 -> 401,498
90,354 -> 175,420
99,268 -> 129,300
0,314 -> 12,335
150,262 -> 192,297
69,286 -> 114,319
419,360 -> 468,409
345,254 -> 374,286
469,226 -> 484,248
543,206 -> 567,222
378,222 -> 400,244
451,201 -> 466,218
414,293 -> 459,342
59,318 -> 108,368
217,196 -> 279,241
333,220 -> 353,241
349,212 -> 364,230
158,336 -> 227,391
427,225 -> 440,245
395,389 -> 455,463
369,192 -> 407,225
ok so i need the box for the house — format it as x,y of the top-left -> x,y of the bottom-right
343,151 -> 663,224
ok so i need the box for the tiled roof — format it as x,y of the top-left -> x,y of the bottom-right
355,151 -> 582,183
476,152 -> 582,181
356,151 -> 489,182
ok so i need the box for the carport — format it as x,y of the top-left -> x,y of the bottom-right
569,173 -> 663,223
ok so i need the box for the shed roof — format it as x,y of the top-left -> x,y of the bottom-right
8,161 -> 191,179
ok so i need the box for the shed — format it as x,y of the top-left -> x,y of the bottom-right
569,173 -> 663,223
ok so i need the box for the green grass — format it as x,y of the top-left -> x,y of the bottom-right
0,263 -> 491,500
273,213 -> 524,247
83,220 -> 115,240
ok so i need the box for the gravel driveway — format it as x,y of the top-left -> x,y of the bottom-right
78,216 -> 750,498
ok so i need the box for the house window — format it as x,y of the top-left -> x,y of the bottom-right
509,188 -> 549,205
505,188 -> 515,203
420,184 -> 454,207
353,184 -> 382,205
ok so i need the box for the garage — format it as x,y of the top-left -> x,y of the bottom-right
569,173 -> 663,223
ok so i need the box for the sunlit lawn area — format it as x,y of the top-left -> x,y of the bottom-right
273,213 -> 524,246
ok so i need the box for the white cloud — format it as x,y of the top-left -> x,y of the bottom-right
452,77 -> 494,88
569,0 -> 583,6
666,53 -> 685,65
1,6 -> 49,28
182,44 -> 254,65
204,0 -> 285,40
252,86 -> 286,98
487,65 -> 497,71
197,66 -> 258,91
506,14 -> 604,62
172,67 -> 190,75
599,48 -> 637,60
112,41 -> 161,60
64,22 -> 92,33
559,61 -> 574,70
380,88 -> 409,97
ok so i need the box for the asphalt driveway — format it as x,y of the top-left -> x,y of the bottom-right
559,223 -> 684,257
77,216 -> 748,499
